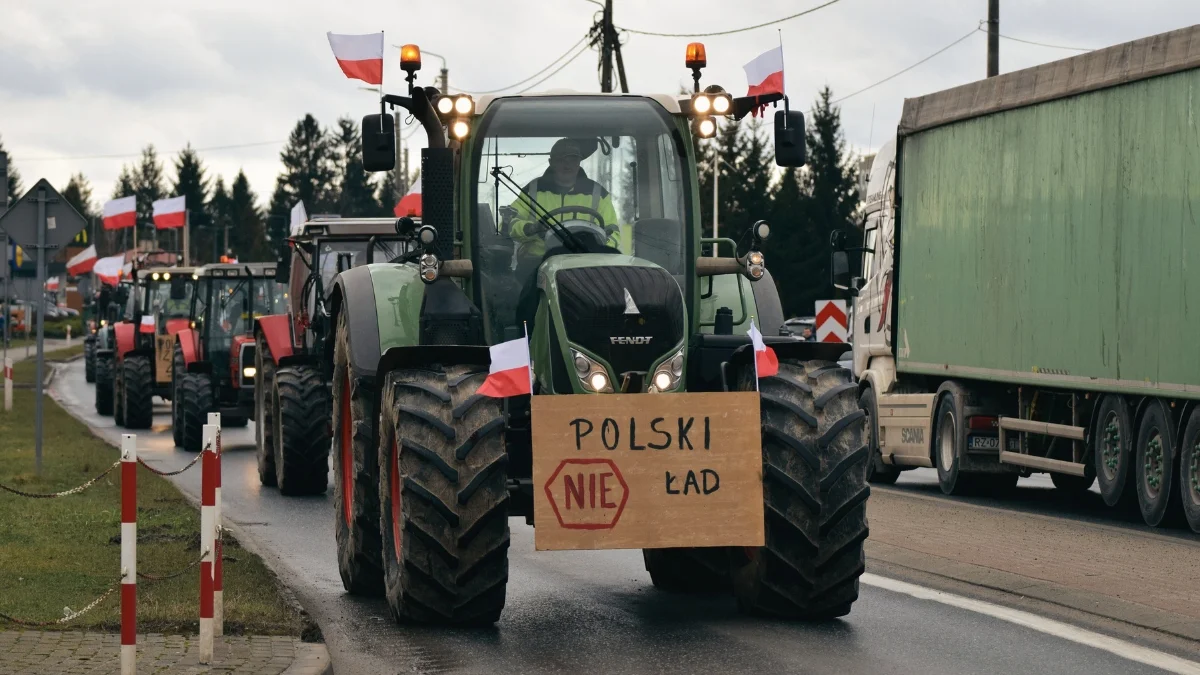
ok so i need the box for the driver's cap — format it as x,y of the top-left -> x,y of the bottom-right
549,139 -> 583,161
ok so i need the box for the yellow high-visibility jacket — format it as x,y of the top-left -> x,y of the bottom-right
509,169 -> 620,257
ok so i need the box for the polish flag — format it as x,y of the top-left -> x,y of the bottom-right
93,254 -> 125,286
327,32 -> 384,86
67,244 -> 98,275
749,320 -> 779,380
103,196 -> 137,230
139,315 -> 156,334
393,177 -> 421,217
153,195 -> 186,229
45,276 -> 60,292
477,335 -> 533,398
743,46 -> 785,98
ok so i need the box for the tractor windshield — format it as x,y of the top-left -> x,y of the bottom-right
315,239 -> 404,292
144,278 -> 193,319
472,96 -> 691,341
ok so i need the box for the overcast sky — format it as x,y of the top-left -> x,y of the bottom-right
2,0 -> 1195,211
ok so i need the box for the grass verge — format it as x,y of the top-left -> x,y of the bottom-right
0,357 -> 304,635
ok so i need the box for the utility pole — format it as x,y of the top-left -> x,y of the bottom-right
594,0 -> 629,94
987,0 -> 999,77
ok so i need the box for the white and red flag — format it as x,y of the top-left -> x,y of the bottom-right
327,32 -> 384,86
45,276 -> 60,292
93,254 -> 125,286
153,196 -> 186,229
139,315 -> 156,334
103,196 -> 137,230
749,320 -> 779,381
477,335 -> 533,398
743,46 -> 785,98
66,244 -> 98,275
393,177 -> 421,218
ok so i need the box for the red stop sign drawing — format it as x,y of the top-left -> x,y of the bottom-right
544,458 -> 629,530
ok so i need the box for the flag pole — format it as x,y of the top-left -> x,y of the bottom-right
778,29 -> 790,118
183,209 -> 190,265
751,318 -> 760,392
523,321 -> 533,392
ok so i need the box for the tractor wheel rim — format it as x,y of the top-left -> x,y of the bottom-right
340,372 -> 354,524
938,409 -> 955,471
1144,431 -> 1164,498
391,436 -> 402,563
1101,412 -> 1122,481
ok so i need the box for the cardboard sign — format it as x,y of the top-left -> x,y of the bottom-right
155,335 -> 174,384
531,392 -> 765,551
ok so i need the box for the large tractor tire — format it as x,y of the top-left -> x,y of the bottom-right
254,335 -> 278,487
642,548 -> 731,593
378,365 -> 509,626
112,359 -> 126,427
171,345 -> 185,448
178,372 -> 214,453
332,311 -> 383,595
272,365 -> 330,496
94,355 -> 114,416
732,360 -> 869,620
84,339 -> 96,383
121,355 -> 155,430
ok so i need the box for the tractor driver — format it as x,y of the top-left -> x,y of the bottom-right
508,138 -> 621,258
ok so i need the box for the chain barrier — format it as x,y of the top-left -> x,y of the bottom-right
0,579 -> 121,627
0,460 -> 120,498
137,450 -> 204,477
137,548 -> 210,582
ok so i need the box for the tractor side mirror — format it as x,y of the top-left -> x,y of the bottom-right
774,110 -> 806,168
832,250 -> 854,295
362,114 -> 396,172
275,251 -> 292,284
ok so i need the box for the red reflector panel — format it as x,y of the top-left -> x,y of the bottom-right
969,416 -> 998,431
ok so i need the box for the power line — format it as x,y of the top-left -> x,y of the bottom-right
618,0 -> 841,37
458,35 -> 591,95
20,140 -> 285,163
514,41 -> 594,94
833,27 -> 979,104
994,29 -> 1093,52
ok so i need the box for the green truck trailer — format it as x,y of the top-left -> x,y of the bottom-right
835,24 -> 1200,532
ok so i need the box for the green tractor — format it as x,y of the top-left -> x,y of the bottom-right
327,45 -> 867,625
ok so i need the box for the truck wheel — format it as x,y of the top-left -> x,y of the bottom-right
731,360 -> 868,620
94,355 -> 114,416
113,360 -> 126,426
254,335 -> 277,487
122,355 -> 155,430
84,339 -> 96,383
179,372 -> 214,452
642,548 -> 731,593
332,311 -> 383,595
1134,400 -> 1181,527
1094,395 -> 1136,508
378,365 -> 509,625
1050,472 -> 1094,495
272,365 -> 330,496
171,345 -> 185,448
933,393 -> 974,496
860,389 -> 900,485
1179,408 -> 1200,534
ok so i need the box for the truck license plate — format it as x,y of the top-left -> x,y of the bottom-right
967,435 -> 1019,451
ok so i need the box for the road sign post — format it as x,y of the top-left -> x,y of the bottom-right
0,178 -> 88,474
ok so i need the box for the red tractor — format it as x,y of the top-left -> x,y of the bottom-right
172,263 -> 286,452
254,218 -> 410,495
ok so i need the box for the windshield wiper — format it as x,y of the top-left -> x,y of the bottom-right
489,167 -> 587,254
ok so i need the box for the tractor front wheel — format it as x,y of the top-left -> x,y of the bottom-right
732,360 -> 869,620
332,310 -> 383,595
94,355 -> 114,416
179,372 -> 214,452
378,365 -> 509,625
122,355 -> 155,429
171,345 -> 185,447
272,365 -> 330,496
84,339 -> 96,383
112,360 -> 126,426
254,334 -> 277,486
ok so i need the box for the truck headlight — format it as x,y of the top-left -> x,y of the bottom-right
572,349 -> 613,393
648,347 -> 685,393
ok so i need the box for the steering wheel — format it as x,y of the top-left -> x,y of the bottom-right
539,205 -> 614,250
541,205 -> 607,230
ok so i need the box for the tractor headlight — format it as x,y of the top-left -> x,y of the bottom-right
163,272 -> 171,281
436,96 -> 454,115
454,95 -> 474,115
746,251 -> 765,280
695,118 -> 716,138
712,94 -> 732,114
648,347 -> 685,393
692,94 -> 711,114
748,251 -> 764,265
572,349 -> 613,393
451,120 -> 470,140
100,319 -> 107,327
243,366 -> 257,378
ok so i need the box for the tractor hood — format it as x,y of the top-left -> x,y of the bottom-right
536,254 -> 686,394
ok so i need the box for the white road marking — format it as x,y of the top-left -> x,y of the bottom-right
862,574 -> 1200,675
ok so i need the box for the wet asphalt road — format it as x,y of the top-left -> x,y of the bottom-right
51,360 -> 1192,675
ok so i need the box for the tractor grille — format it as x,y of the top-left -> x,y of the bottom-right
555,266 -> 684,380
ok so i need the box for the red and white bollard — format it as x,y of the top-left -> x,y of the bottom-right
120,434 -> 137,675
207,412 -> 223,636
3,357 -> 12,412
199,422 -> 217,664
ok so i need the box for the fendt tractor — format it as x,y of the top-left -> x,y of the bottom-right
255,218 -> 410,495
172,263 -> 286,452
835,25 -> 1200,534
111,266 -> 196,429
321,43 -> 869,625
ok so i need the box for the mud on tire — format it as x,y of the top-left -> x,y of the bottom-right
332,310 -> 383,595
378,365 -> 509,625
179,372 -> 214,452
122,355 -> 155,429
272,365 -> 330,496
94,355 -> 114,416
732,360 -> 869,620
